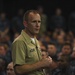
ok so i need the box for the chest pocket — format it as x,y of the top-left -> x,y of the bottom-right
26,46 -> 41,62
28,47 -> 36,57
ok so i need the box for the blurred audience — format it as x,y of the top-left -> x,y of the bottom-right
68,11 -> 75,36
51,8 -> 65,31
0,6 -> 75,75
0,12 -> 10,37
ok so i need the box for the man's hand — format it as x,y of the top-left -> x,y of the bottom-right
41,56 -> 52,67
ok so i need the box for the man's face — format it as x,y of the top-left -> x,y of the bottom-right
7,63 -> 15,75
42,51 -> 48,59
0,46 -> 6,56
47,45 -> 57,55
62,45 -> 71,55
25,13 -> 41,35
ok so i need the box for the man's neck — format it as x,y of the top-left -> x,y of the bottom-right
24,29 -> 35,38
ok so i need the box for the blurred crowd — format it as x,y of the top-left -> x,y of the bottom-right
0,5 -> 75,75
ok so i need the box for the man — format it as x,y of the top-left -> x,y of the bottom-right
12,10 -> 52,75
7,62 -> 16,75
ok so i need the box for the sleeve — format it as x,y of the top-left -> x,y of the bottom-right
12,40 -> 26,66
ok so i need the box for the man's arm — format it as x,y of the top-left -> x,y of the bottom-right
15,57 -> 52,75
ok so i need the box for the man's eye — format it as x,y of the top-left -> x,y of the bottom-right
33,21 -> 36,23
32,21 -> 41,23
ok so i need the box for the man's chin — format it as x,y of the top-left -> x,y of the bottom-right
35,31 -> 39,34
35,33 -> 38,35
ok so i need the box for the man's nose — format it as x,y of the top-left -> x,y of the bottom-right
36,22 -> 40,26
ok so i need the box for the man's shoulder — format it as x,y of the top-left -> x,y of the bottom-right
13,35 -> 24,43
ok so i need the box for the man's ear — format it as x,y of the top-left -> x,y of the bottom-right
23,21 -> 27,27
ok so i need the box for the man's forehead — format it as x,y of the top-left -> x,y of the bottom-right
28,13 -> 41,21
29,12 -> 40,17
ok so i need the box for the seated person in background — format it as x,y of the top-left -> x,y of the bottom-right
7,62 -> 16,75
41,49 -> 48,59
57,43 -> 72,75
47,43 -> 57,60
0,43 -> 12,75
0,56 -> 6,75
47,43 -> 58,75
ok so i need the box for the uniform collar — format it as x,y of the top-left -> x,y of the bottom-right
21,30 -> 37,45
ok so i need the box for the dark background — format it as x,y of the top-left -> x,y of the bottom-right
0,0 -> 75,26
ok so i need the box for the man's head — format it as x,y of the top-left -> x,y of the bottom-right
61,43 -> 72,55
41,50 -> 48,59
47,43 -> 57,56
55,8 -> 62,16
0,43 -> 8,56
7,62 -> 16,75
57,35 -> 64,45
23,10 -> 41,36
